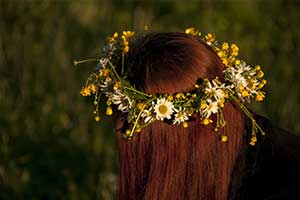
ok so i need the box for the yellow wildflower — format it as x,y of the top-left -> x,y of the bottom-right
123,45 -> 129,54
100,69 -> 110,77
222,42 -> 229,50
217,51 -> 225,58
136,102 -> 145,110
185,27 -> 199,36
218,98 -> 225,108
257,71 -> 264,78
249,136 -> 257,146
89,84 -> 97,94
235,59 -> 241,65
167,95 -> 174,101
230,44 -> 239,56
202,118 -> 212,125
95,116 -> 101,122
205,33 -> 215,44
255,65 -> 261,71
113,32 -> 118,38
106,107 -> 113,115
122,31 -> 134,38
80,86 -> 91,96
113,82 -> 121,91
238,85 -> 244,92
183,122 -> 188,128
221,135 -> 228,143
123,41 -> 129,46
255,92 -> 265,101
242,90 -> 249,97
258,79 -> 267,89
135,126 -> 142,133
222,58 -> 229,66
200,102 -> 207,109
175,93 -> 185,99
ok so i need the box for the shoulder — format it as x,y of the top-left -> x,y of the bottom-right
232,115 -> 300,200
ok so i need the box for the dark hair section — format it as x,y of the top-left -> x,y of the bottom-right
114,32 -> 245,200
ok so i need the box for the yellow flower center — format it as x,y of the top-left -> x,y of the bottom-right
158,104 -> 168,115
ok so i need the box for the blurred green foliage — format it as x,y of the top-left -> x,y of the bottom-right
0,0 -> 300,199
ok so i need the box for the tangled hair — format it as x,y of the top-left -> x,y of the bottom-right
114,32 -> 245,200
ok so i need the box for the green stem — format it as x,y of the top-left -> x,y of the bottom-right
123,86 -> 152,98
121,53 -> 125,75
231,95 -> 266,136
74,59 -> 99,66
129,104 -> 146,137
107,60 -> 121,82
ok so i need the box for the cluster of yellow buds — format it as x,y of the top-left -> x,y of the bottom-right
201,118 -> 213,125
249,135 -> 257,146
107,32 -> 119,43
121,31 -> 134,54
80,84 -> 97,96
185,27 -> 200,36
215,42 -> 240,67
204,33 -> 216,45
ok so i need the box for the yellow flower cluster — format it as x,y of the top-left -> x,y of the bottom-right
121,31 -> 134,54
204,33 -> 216,45
80,84 -> 97,96
249,136 -> 257,146
215,42 -> 240,67
185,27 -> 200,36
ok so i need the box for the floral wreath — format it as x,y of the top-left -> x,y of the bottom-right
75,27 -> 267,146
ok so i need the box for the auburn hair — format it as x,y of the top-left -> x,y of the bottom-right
114,32 -> 245,200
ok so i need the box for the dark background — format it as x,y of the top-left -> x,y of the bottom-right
1,0 -> 300,199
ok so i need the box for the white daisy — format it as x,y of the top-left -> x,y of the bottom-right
153,98 -> 175,121
141,108 -> 155,124
108,90 -> 132,112
205,79 -> 226,101
99,58 -> 109,69
202,99 -> 219,118
100,78 -> 112,90
173,107 -> 191,125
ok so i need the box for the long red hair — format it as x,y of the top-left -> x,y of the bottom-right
114,32 -> 245,200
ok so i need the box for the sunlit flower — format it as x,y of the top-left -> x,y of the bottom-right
173,107 -> 190,125
109,90 -> 132,112
204,33 -> 215,45
205,79 -> 227,101
202,99 -> 219,118
141,107 -> 155,124
185,27 -> 199,36
154,98 -> 175,121
255,91 -> 265,101
80,86 -> 91,96
230,44 -> 239,56
106,107 -> 113,115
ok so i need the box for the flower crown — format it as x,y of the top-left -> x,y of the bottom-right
75,27 -> 267,146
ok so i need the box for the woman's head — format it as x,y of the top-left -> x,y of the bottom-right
123,32 -> 225,94
115,32 -> 245,200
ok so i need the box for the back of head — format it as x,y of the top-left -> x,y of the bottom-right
114,32 -> 245,200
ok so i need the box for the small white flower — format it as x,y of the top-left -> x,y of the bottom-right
205,79 -> 226,101
108,90 -> 132,112
141,108 -> 155,124
202,99 -> 219,118
154,98 -> 175,121
99,58 -> 109,69
173,107 -> 191,125
100,78 -> 112,90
